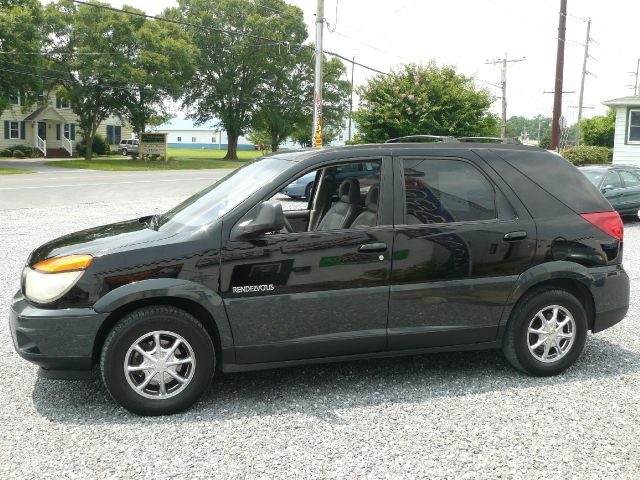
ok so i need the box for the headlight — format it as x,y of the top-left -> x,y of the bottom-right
24,254 -> 93,304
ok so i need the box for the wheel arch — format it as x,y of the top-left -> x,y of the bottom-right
498,262 -> 597,339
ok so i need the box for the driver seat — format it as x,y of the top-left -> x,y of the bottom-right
316,178 -> 362,230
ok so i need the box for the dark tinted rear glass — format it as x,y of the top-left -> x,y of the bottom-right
493,150 -> 611,213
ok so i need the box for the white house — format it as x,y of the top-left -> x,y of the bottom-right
153,118 -> 255,150
602,95 -> 640,165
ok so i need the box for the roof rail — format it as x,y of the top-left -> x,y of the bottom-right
385,135 -> 460,144
457,136 -> 519,144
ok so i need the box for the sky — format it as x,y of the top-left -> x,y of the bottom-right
44,0 -> 640,124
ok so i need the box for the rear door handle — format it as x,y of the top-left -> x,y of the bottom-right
503,231 -> 527,241
358,242 -> 387,253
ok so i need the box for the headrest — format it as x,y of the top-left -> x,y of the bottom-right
365,184 -> 379,212
339,178 -> 361,204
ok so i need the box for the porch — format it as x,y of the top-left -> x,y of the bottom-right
23,106 -> 76,157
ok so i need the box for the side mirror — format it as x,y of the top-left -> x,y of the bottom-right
231,201 -> 285,240
601,185 -> 614,193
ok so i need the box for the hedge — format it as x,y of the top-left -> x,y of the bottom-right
561,145 -> 613,165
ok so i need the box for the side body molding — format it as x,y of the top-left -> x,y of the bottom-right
93,278 -> 234,352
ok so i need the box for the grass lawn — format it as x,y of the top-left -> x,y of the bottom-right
168,148 -> 263,160
45,159 -> 243,171
0,167 -> 33,175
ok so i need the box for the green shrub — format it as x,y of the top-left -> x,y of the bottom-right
13,150 -> 25,158
0,148 -> 12,157
562,145 -> 613,165
77,134 -> 110,156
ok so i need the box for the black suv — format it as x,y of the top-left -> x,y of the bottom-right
9,140 -> 630,415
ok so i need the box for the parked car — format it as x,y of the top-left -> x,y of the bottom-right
578,165 -> 640,216
119,138 -> 139,157
10,139 -> 629,415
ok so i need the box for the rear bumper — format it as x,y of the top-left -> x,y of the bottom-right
589,265 -> 630,333
9,292 -> 107,378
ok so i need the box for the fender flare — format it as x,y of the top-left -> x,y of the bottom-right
93,278 -> 234,350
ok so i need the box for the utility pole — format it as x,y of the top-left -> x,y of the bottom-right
348,55 -> 355,142
486,53 -> 526,138
312,0 -> 324,148
551,0 -> 568,151
633,59 -> 640,95
575,18 -> 591,146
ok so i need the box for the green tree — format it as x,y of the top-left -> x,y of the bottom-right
45,0 -> 133,159
0,0 -> 45,112
506,115 -> 552,142
580,109 -> 615,148
172,0 -> 307,160
252,51 -> 350,151
354,62 -> 499,143
112,15 -> 196,137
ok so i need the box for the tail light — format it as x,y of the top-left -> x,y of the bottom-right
580,211 -> 624,241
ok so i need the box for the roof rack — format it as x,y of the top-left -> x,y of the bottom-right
385,135 -> 459,144
457,136 -> 519,144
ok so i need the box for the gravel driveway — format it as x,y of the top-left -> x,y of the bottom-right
1,195 -> 639,479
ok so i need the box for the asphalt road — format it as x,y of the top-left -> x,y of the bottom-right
0,162 -> 233,210
1,164 -> 640,478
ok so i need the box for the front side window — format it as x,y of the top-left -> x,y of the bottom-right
403,158 -> 496,224
620,170 -> 640,188
9,121 -> 19,139
629,110 -> 640,143
603,171 -> 623,190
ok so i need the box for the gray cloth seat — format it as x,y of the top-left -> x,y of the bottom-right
316,178 -> 362,230
351,184 -> 379,228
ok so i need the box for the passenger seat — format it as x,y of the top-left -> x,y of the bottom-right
316,178 -> 362,230
351,185 -> 379,228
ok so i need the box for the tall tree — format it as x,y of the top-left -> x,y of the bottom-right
580,108 -> 615,148
45,0 -> 132,159
112,16 -> 196,137
0,0 -> 44,112
354,62 -> 499,143
251,51 -> 350,151
171,0 -> 307,160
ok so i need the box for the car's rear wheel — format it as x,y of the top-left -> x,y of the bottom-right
502,288 -> 587,376
101,305 -> 215,416
121,148 -> 128,156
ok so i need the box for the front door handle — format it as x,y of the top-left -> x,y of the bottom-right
503,231 -> 527,241
358,242 -> 387,253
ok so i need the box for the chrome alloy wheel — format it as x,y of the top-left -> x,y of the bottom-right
124,331 -> 196,399
527,305 -> 576,363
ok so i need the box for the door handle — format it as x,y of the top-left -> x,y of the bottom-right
503,231 -> 527,241
358,242 -> 387,253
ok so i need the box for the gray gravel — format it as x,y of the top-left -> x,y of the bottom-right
1,193 -> 640,479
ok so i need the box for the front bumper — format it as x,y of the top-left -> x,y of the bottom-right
589,265 -> 630,333
9,291 -> 107,378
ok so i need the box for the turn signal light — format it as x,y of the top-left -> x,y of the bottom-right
580,212 -> 624,241
33,254 -> 93,273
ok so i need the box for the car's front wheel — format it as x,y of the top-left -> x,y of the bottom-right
101,306 -> 215,416
121,148 -> 128,156
502,288 -> 588,376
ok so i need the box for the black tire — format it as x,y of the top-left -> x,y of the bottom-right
502,288 -> 588,376
305,181 -> 314,199
101,306 -> 215,416
121,148 -> 128,156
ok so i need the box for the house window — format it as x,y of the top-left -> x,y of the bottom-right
10,91 -> 20,106
192,137 -> 196,142
64,124 -> 70,139
629,110 -> 640,143
58,98 -> 70,109
177,136 -> 182,142
9,121 -> 19,139
106,125 -> 122,145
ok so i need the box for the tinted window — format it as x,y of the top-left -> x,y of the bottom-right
620,170 -> 640,187
603,171 -> 623,189
495,149 -> 611,214
403,159 -> 496,224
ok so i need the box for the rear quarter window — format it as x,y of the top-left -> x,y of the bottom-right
492,149 -> 611,214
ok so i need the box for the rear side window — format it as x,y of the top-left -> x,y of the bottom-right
403,158 -> 496,224
494,150 -> 611,213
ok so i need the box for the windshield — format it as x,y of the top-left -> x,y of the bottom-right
580,169 -> 605,188
158,157 -> 292,229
